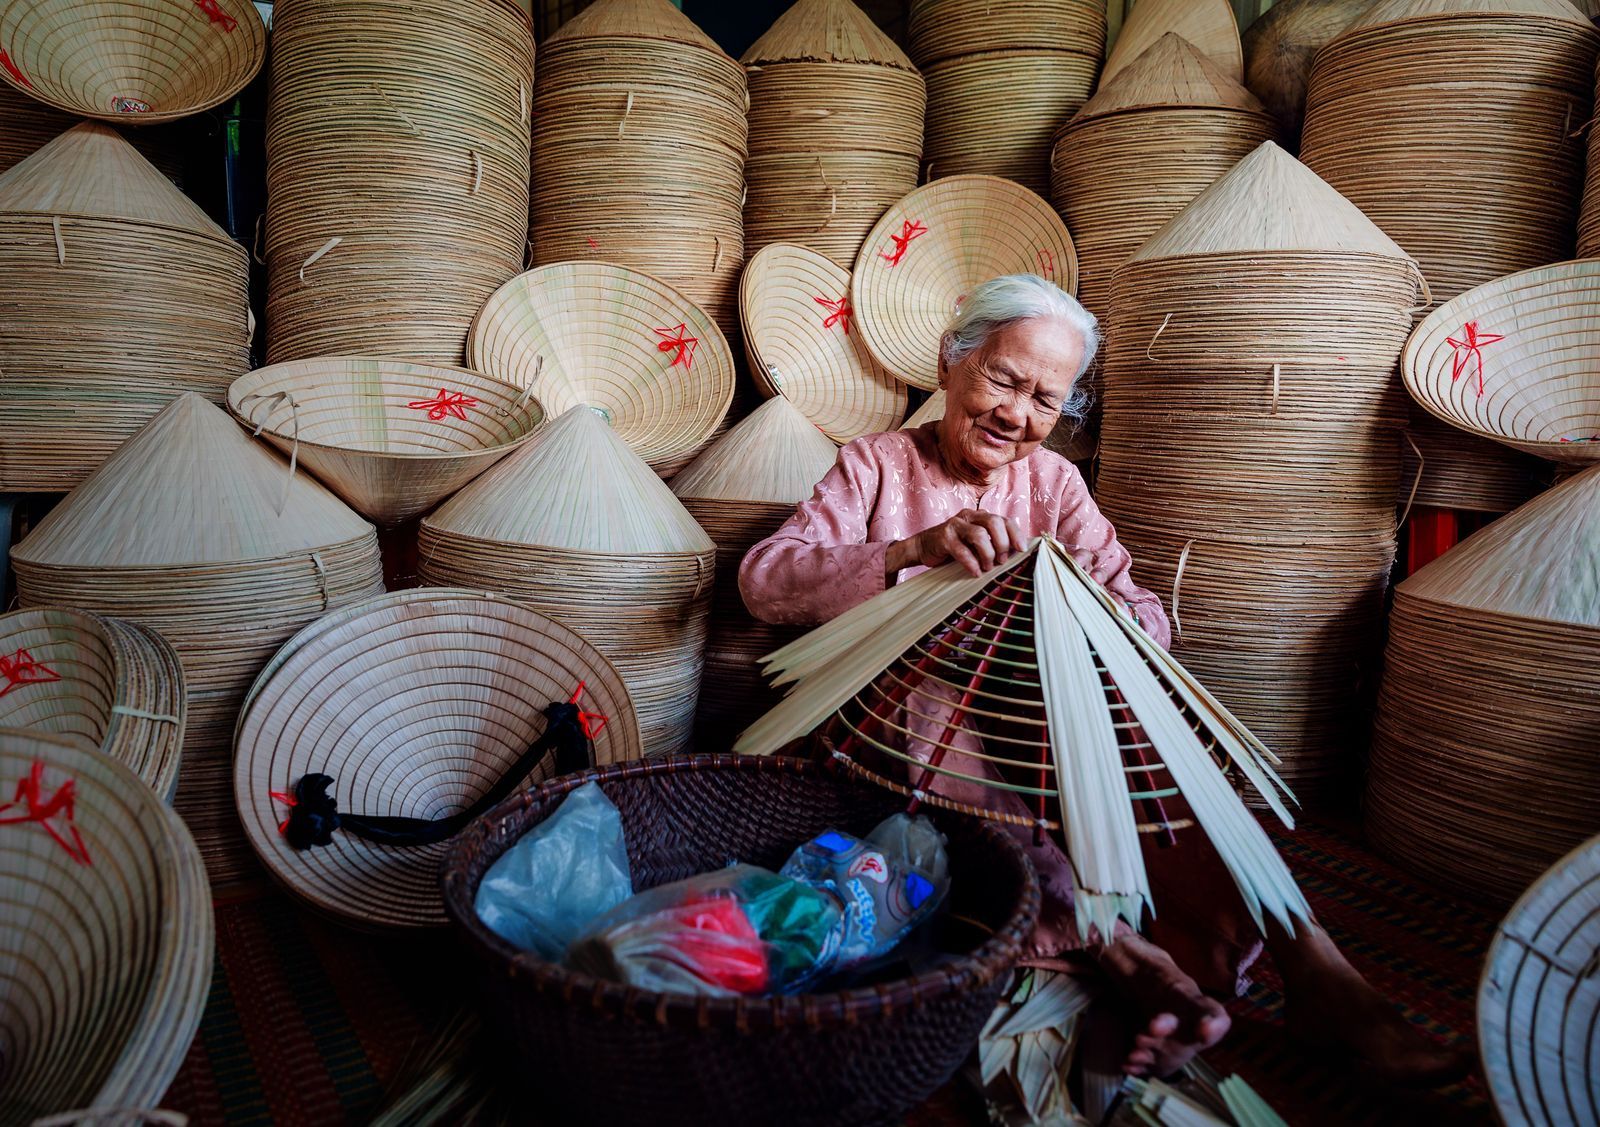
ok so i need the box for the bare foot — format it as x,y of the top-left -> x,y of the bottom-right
1098,932 -> 1231,1077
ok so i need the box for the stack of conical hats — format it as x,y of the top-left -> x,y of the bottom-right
1367,464 -> 1600,902
1094,141 -> 1425,804
1051,33 -> 1275,323
1102,0 -> 1244,86
418,406 -> 717,756
1300,0 -> 1598,514
670,397 -> 838,748
1583,52 -> 1600,256
0,86 -> 186,180
740,0 -> 925,267
0,123 -> 251,492
908,0 -> 1106,193
10,394 -> 385,882
1240,0 -> 1373,149
530,0 -> 748,340
263,0 -> 534,365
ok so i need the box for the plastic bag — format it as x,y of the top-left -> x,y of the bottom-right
474,781 -> 633,960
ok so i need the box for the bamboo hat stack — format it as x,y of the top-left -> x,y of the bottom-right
1367,465 -> 1600,902
263,0 -> 534,366
234,589 -> 642,928
908,0 -> 1107,193
1050,33 -> 1276,322
0,85 -> 185,179
1240,0 -> 1375,149
228,359 -> 546,525
530,0 -> 748,340
1094,141 -> 1425,803
1101,0 -> 1245,86
740,242 -> 906,441
418,406 -> 717,757
740,0 -> 925,267
1581,54 -> 1600,257
0,728 -> 212,1122
0,123 -> 251,492
0,608 -> 186,803
1300,0 -> 1599,514
10,394 -> 385,883
670,397 -> 839,748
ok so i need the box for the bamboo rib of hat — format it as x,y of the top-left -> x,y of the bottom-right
467,262 -> 735,475
670,397 -> 838,747
0,122 -> 251,492
909,0 -> 1106,193
852,176 -> 1078,391
1300,0 -> 1598,513
0,0 -> 264,122
1094,141 -> 1424,803
0,608 -> 185,803
530,0 -> 748,340
740,0 -> 925,266
1240,0 -> 1374,149
419,406 -> 716,757
228,359 -> 546,525
264,0 -> 533,366
740,243 -> 906,441
234,589 -> 641,929
736,536 -> 1311,943
1367,464 -> 1600,903
1478,834 -> 1600,1127
0,728 -> 212,1123
10,393 -> 384,884
1102,0 -> 1244,86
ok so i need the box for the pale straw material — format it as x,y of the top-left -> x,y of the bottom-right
901,388 -> 947,429
1240,0 -> 1374,149
740,242 -> 907,441
234,589 -> 641,929
467,261 -> 735,475
1367,464 -> 1600,903
419,405 -> 716,757
264,0 -> 534,365
10,394 -> 384,884
0,0 -> 265,122
852,175 -> 1078,391
228,358 -> 546,525
1102,0 -> 1244,85
0,122 -> 250,492
0,727 -> 212,1122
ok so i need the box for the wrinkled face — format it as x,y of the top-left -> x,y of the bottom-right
936,316 -> 1083,482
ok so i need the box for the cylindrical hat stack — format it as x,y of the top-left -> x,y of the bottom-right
263,0 -> 534,365
1094,142 -> 1425,803
530,0 -> 748,339
1300,0 -> 1599,513
741,0 -> 924,267
1100,0 -> 1245,87
1239,0 -> 1374,150
0,124 -> 250,492
1579,53 -> 1600,257
0,86 -> 186,181
908,0 -> 1106,194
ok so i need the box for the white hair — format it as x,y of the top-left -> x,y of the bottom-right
939,274 -> 1101,425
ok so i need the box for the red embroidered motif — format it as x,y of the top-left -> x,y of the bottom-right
587,237 -> 601,250
1446,321 -> 1504,398
195,0 -> 239,31
815,294 -> 852,334
0,648 -> 60,698
879,220 -> 927,267
569,682 -> 608,741
0,761 -> 91,865
407,389 -> 478,421
0,48 -> 31,88
1037,249 -> 1055,279
270,788 -> 297,835
653,324 -> 699,370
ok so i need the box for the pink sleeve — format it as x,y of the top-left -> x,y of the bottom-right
738,440 -> 891,626
1055,475 -> 1173,650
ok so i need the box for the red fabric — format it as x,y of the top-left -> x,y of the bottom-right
1404,508 -> 1459,576
665,895 -> 770,994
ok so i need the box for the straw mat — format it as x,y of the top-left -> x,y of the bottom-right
1101,0 -> 1243,86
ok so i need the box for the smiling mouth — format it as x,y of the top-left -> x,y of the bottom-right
976,424 -> 1019,447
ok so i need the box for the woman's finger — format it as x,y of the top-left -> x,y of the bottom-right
975,512 -> 1014,560
1006,516 -> 1026,552
955,520 -> 997,571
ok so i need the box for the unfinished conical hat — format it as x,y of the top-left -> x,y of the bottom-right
901,389 -> 946,429
467,262 -> 735,472
1102,0 -> 1243,86
546,0 -> 725,50
0,0 -> 265,122
671,396 -> 838,505
424,405 -> 713,556
1345,0 -> 1591,30
12,393 -> 374,569
852,175 -> 1078,391
741,0 -> 917,68
741,242 -> 908,441
1075,33 -> 1265,121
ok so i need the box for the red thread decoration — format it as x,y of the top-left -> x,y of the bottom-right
1037,249 -> 1055,279
0,648 -> 61,698
1446,321 -> 1505,398
269,788 -> 298,835
194,0 -> 239,31
586,237 -> 602,250
568,682 -> 608,741
407,389 -> 478,421
0,48 -> 31,88
815,294 -> 852,334
0,761 -> 91,865
879,220 -> 927,267
653,324 -> 699,370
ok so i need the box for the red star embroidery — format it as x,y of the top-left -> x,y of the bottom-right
1446,321 -> 1505,398
194,0 -> 239,31
0,48 -> 31,88
0,761 -> 91,865
569,682 -> 608,740
0,648 -> 61,698
815,295 -> 852,334
653,324 -> 699,370
880,220 -> 927,267
1037,249 -> 1055,280
407,389 -> 479,421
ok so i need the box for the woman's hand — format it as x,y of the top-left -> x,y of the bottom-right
886,509 -> 1027,577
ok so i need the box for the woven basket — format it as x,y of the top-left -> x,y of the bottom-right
1240,0 -> 1374,149
1102,0 -> 1243,86
228,358 -> 546,525
440,754 -> 1039,1127
852,175 -> 1077,391
0,727 -> 212,1123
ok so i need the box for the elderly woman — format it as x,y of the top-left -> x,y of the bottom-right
740,275 -> 1464,1084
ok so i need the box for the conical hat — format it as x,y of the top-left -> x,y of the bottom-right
901,389 -> 947,429
1398,463 -> 1600,628
424,405 -> 713,555
546,0 -> 726,51
1128,140 -> 1414,263
671,396 -> 838,505
742,0 -> 917,69
12,393 -> 374,569
1345,0 -> 1592,31
1102,0 -> 1243,86
1074,33 -> 1265,121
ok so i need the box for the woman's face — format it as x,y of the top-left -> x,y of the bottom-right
936,316 -> 1083,483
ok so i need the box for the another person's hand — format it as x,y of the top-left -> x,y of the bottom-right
885,509 -> 1026,577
